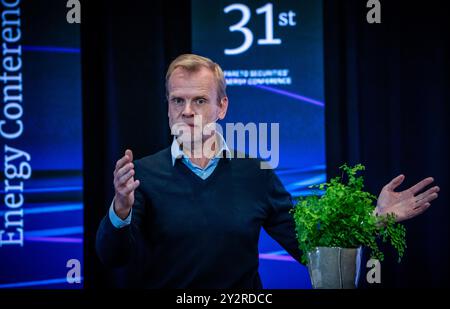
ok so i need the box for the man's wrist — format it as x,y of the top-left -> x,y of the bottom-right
109,198 -> 132,228
114,200 -> 131,220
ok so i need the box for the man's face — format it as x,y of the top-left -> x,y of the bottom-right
167,67 -> 228,145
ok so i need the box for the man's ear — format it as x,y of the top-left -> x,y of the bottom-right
218,96 -> 228,120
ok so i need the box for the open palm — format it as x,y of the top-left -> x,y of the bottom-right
376,175 -> 440,222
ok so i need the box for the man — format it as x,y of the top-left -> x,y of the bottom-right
96,54 -> 440,288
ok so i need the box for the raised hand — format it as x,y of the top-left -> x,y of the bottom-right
113,149 -> 140,219
375,174 -> 440,222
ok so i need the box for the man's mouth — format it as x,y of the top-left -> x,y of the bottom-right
183,123 -> 196,128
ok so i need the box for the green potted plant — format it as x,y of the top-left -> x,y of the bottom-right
291,164 -> 407,289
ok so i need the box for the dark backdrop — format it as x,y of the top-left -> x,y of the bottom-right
81,0 -> 449,288
324,0 -> 449,288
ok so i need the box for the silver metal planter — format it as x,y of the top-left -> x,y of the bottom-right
307,247 -> 362,289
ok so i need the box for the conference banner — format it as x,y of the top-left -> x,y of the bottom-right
0,0 -> 83,289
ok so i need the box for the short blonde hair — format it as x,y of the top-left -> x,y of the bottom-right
165,54 -> 227,101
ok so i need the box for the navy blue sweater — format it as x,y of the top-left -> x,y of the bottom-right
96,147 -> 303,288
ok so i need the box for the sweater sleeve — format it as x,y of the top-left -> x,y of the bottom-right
262,168 -> 304,265
95,161 -> 148,268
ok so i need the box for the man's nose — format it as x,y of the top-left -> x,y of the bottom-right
182,102 -> 194,117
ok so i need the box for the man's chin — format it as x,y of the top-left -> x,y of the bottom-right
176,134 -> 203,146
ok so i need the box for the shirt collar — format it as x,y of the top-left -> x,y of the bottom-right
170,133 -> 231,166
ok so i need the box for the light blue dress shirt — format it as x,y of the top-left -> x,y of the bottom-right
109,134 -> 231,228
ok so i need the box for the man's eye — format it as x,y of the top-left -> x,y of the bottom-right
195,99 -> 207,104
172,98 -> 184,105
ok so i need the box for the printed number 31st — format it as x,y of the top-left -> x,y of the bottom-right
224,3 -> 296,55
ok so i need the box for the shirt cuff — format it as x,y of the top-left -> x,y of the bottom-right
108,198 -> 132,228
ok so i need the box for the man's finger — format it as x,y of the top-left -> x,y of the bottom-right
116,163 -> 134,179
118,169 -> 135,185
415,192 -> 438,208
116,154 -> 131,170
114,167 -> 133,188
408,177 -> 434,195
116,177 -> 136,194
125,149 -> 133,162
385,174 -> 405,191
123,179 -> 140,194
413,202 -> 431,215
423,192 -> 438,204
414,186 -> 440,202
